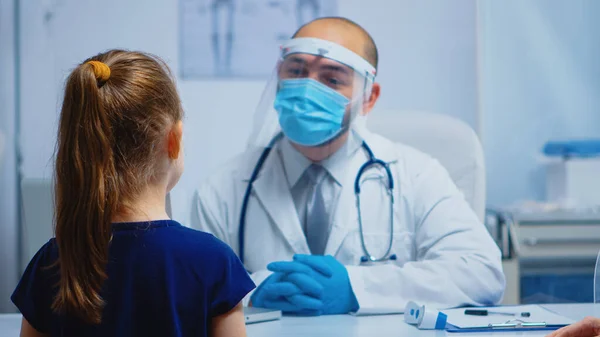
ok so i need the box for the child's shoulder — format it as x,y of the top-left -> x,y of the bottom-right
159,222 -> 238,261
33,238 -> 59,263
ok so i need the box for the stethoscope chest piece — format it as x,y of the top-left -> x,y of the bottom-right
360,254 -> 397,264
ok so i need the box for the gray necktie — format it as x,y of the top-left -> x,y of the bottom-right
304,164 -> 329,255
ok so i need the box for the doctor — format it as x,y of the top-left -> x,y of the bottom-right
192,17 -> 505,315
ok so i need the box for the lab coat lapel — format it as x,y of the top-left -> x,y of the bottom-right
252,150 -> 311,255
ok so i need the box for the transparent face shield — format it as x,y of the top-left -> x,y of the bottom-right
247,37 -> 377,150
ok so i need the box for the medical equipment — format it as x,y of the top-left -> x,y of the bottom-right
544,140 -> 600,158
544,140 -> 600,207
404,301 -> 447,330
238,132 -> 396,264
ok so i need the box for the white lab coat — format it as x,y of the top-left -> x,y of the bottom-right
192,130 -> 505,314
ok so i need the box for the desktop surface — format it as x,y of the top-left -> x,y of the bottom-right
247,303 -> 598,337
0,304 -> 597,337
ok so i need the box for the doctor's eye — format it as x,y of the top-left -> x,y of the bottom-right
320,72 -> 350,89
286,67 -> 306,78
328,77 -> 340,86
322,76 -> 348,90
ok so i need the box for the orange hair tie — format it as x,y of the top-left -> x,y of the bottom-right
86,60 -> 111,82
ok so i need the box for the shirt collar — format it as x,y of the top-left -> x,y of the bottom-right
279,131 -> 363,187
279,137 -> 312,188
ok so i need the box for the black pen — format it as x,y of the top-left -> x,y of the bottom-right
464,309 -> 531,317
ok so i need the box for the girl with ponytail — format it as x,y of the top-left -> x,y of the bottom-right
12,50 -> 255,337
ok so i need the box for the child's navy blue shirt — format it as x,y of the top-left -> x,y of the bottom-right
12,220 -> 255,337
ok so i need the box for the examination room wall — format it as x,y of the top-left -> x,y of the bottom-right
14,0 -> 479,226
0,0 -> 19,315
480,0 -> 600,206
1,0 -> 478,312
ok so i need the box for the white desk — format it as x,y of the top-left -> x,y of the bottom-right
1,304 -> 598,337
0,315 -> 20,337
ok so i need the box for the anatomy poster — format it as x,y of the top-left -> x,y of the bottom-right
179,0 -> 338,79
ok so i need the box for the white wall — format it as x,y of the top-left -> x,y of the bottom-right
19,0 -> 479,227
480,0 -> 600,206
0,0 -> 18,313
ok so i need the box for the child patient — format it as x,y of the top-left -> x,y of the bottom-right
12,50 -> 255,337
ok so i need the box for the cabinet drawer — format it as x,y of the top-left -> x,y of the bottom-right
517,224 -> 600,259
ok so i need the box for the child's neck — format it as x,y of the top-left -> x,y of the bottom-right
112,185 -> 170,223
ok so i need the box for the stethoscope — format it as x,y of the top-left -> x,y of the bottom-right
238,132 -> 397,265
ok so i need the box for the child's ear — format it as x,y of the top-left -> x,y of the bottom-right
167,121 -> 183,160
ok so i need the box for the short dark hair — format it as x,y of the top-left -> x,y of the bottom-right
292,16 -> 379,71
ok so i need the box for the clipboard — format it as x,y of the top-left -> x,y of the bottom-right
446,320 -> 569,333
443,305 -> 574,333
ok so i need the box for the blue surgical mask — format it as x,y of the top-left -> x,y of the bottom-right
274,78 -> 350,147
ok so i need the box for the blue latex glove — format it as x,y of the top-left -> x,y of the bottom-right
267,254 -> 359,315
250,271 -> 324,315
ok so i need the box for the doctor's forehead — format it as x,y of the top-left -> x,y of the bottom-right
283,54 -> 352,73
293,19 -> 370,64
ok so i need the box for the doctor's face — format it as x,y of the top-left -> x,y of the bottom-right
278,54 -> 359,101
277,53 -> 379,119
